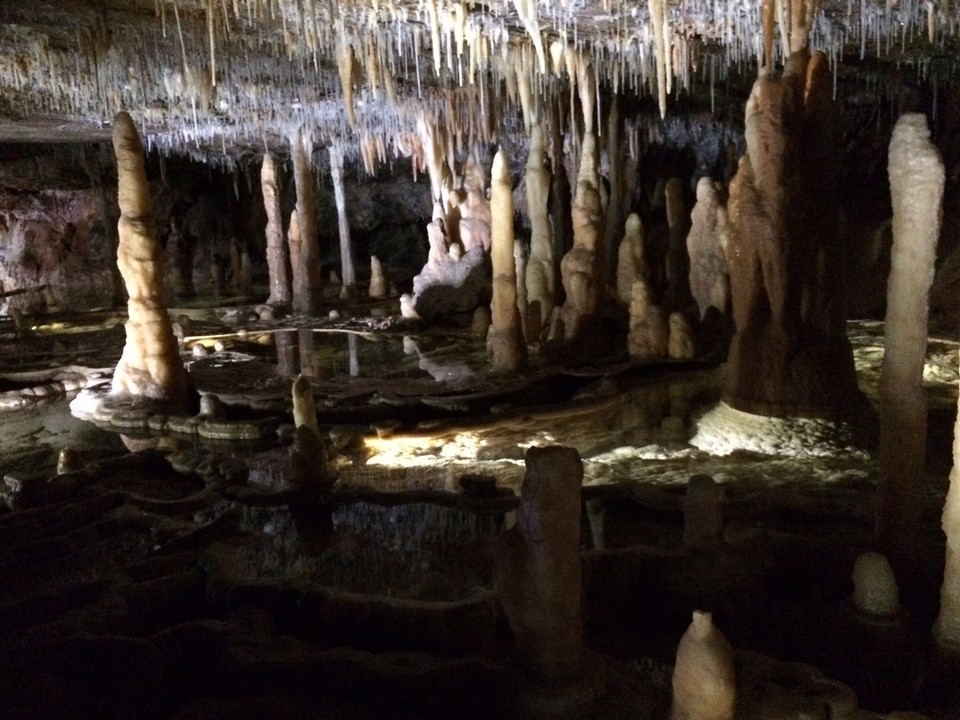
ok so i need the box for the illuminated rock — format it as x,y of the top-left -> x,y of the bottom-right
671,611 -> 735,720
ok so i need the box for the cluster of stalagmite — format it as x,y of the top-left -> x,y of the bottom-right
723,50 -> 859,415
110,111 -> 190,407
876,112 -> 945,559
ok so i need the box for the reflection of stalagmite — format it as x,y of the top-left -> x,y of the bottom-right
290,127 -> 322,314
262,152 -> 290,307
488,149 -> 526,371
877,113 -> 945,559
524,124 -> 555,336
616,213 -> 649,306
329,145 -> 357,299
110,111 -> 190,406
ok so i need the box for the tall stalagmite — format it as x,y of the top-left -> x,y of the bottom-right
877,113 -> 945,558
262,152 -> 291,308
524,124 -> 555,337
687,177 -> 729,319
329,145 -> 357,299
724,51 -> 860,415
290,127 -> 322,314
935,348 -> 960,652
110,111 -> 190,406
488,148 -> 526,371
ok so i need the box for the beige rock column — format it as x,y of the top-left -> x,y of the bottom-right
369,256 -> 389,298
110,111 -> 190,406
329,145 -> 357,299
262,152 -> 290,308
616,213 -> 649,306
496,446 -> 584,679
686,177 -> 729,319
290,126 -> 322,315
671,611 -> 736,720
935,349 -> 960,654
876,113 -> 944,558
524,124 -> 555,338
488,148 -> 526,371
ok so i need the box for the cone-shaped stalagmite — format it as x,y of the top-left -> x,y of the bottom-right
290,127 -> 322,314
262,152 -> 291,307
671,611 -> 735,720
724,51 -> 860,415
877,113 -> 945,559
110,111 -> 190,406
488,148 -> 526,371
617,213 -> 649,306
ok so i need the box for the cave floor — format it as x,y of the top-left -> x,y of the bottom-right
0,301 -> 958,719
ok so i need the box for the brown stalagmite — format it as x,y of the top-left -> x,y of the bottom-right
686,177 -> 729,319
262,152 -> 290,307
524,124 -> 554,336
290,127 -> 322,314
617,213 -> 649,306
488,148 -> 525,371
671,611 -> 736,720
558,130 -> 604,342
110,111 -> 190,405
877,113 -> 945,559
329,145 -> 357,299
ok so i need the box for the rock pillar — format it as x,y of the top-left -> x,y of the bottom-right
329,145 -> 357,299
488,148 -> 526,371
524,124 -> 555,338
262,152 -> 291,308
109,111 -> 190,407
290,127 -> 322,314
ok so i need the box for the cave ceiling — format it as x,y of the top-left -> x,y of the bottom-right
0,0 -> 958,166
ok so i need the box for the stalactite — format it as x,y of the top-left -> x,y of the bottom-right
649,0 -> 668,119
512,0 -> 547,75
337,35 -> 357,131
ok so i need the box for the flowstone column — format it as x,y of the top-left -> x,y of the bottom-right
261,152 -> 291,308
877,113 -> 945,559
723,51 -> 860,415
488,148 -> 526,371
290,126 -> 322,314
110,111 -> 190,407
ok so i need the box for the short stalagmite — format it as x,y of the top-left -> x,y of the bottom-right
616,213 -> 649,306
524,124 -> 555,337
876,112 -> 945,558
671,611 -> 736,720
369,255 -> 389,298
628,278 -> 668,361
488,148 -> 526,371
496,446 -> 584,679
852,552 -> 901,618
110,111 -> 190,406
290,126 -> 322,314
262,152 -> 290,308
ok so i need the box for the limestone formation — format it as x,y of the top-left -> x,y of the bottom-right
686,177 -> 729,319
369,255 -> 389,298
524,124 -> 555,337
329,145 -> 357,299
261,154 -> 289,307
936,348 -> 960,651
488,149 -> 526,371
668,312 -> 696,360
877,113 -> 945,558
671,611 -> 736,720
290,127 -> 322,314
496,446 -> 584,680
724,51 -> 860,415
628,278 -> 668,361
110,111 -> 191,406
852,552 -> 901,618
458,154 -> 492,253
558,131 -> 604,342
616,213 -> 649,306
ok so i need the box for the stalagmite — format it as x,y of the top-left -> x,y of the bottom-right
603,96 -> 625,274
488,148 -> 525,371
110,111 -> 190,407
290,127 -> 322,315
616,213 -> 649,306
668,312 -> 696,360
496,446 -> 584,679
877,112 -> 945,558
369,255 -> 389,298
558,128 -> 604,342
852,552 -> 901,618
628,278 -> 668,361
524,124 -> 554,337
686,177 -> 729,319
261,152 -> 290,307
671,611 -> 736,720
287,208 -> 302,302
329,145 -> 357,299
935,349 -> 960,651
458,153 -> 492,253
